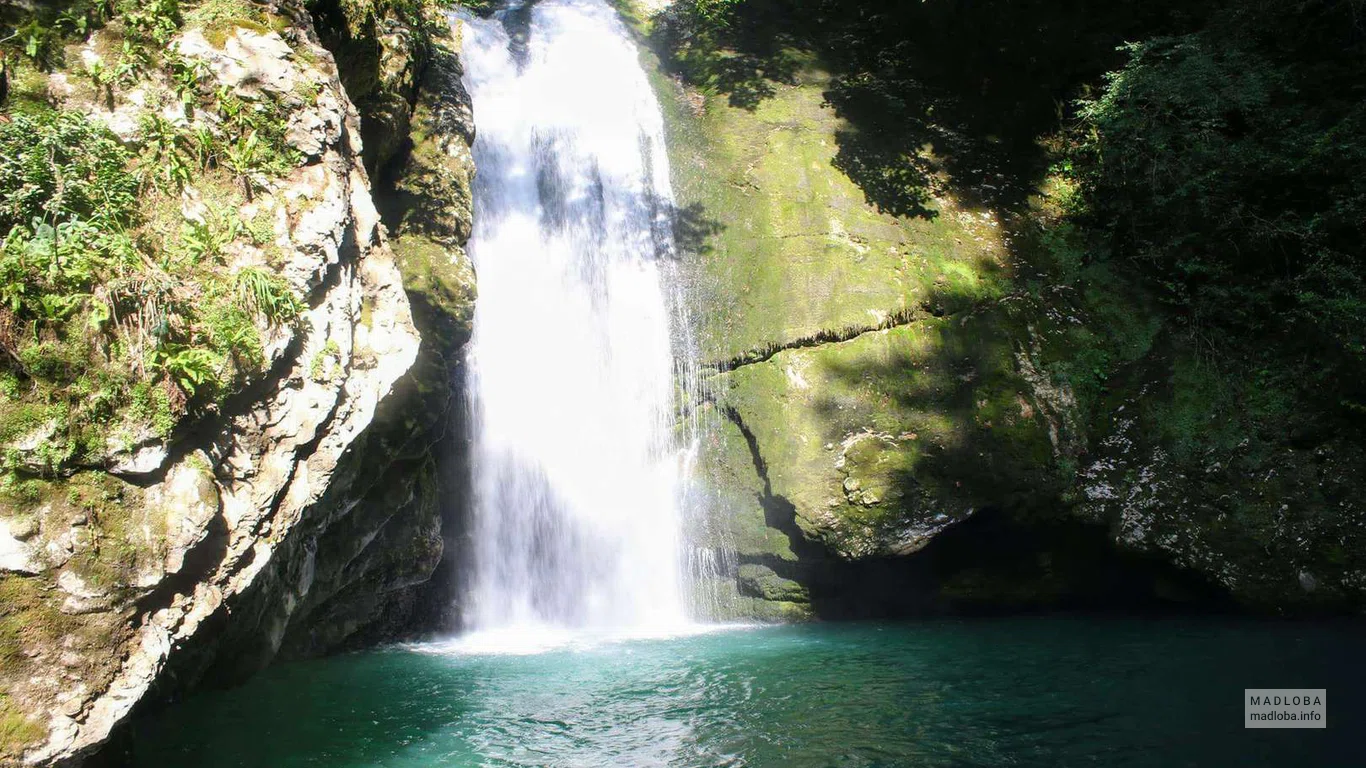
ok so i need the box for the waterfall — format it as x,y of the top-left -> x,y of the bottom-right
456,0 -> 704,644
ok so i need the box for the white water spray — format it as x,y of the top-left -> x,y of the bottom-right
456,0 -> 704,643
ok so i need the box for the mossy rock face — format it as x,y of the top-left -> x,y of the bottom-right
692,403 -> 796,563
624,0 -> 1366,615
311,0 -> 431,176
1075,349 -> 1366,612
392,233 -> 477,356
715,306 -> 1064,560
631,2 -> 1070,605
391,44 -> 476,247
0,470 -> 152,762
693,573 -> 814,622
654,47 -> 1009,364
385,41 -> 478,361
361,91 -> 416,178
737,563 -> 808,602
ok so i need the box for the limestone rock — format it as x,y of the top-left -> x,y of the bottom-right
714,309 -> 1058,562
176,28 -> 298,98
4,7 -> 453,765
0,518 -> 40,575
108,443 -> 169,478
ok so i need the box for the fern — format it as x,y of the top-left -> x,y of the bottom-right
150,345 -> 221,397
234,267 -> 302,324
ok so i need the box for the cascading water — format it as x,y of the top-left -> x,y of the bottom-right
456,0 -> 707,643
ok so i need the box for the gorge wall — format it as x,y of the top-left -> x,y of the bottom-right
0,1 -> 475,763
621,0 -> 1366,620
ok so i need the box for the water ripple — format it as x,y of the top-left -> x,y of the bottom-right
132,619 -> 1366,768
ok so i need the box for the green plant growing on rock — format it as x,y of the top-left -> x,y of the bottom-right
309,338 -> 341,382
222,130 -> 265,200
113,40 -> 147,86
244,210 -> 277,246
165,50 -> 210,111
128,381 -> 177,438
235,266 -> 302,324
149,344 -> 221,397
0,96 -> 308,474
119,0 -> 182,48
214,88 -> 304,182
138,113 -> 197,191
179,216 -> 234,263
2,17 -> 61,70
82,56 -> 118,109
0,114 -> 141,354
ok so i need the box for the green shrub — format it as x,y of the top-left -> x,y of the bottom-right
0,106 -> 306,472
149,344 -> 222,397
0,1 -> 322,476
1071,6 -> 1366,401
0,112 -> 138,232
118,0 -> 182,47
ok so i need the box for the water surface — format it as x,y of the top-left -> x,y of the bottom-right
132,619 -> 1364,767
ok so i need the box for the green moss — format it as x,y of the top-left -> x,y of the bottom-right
128,382 -> 176,439
0,695 -> 44,758
939,563 -> 1068,605
0,575 -> 74,675
644,16 -> 1008,364
2,62 -> 55,115
184,0 -> 273,46
54,472 -> 152,589
737,563 -> 808,602
202,17 -> 272,48
243,209 -> 277,246
0,564 -> 133,756
17,340 -> 86,385
718,307 -> 1059,557
392,234 -> 477,347
696,405 -> 796,561
0,474 -> 47,508
358,297 -> 376,330
0,403 -> 57,445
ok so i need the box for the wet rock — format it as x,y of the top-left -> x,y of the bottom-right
738,564 -> 809,603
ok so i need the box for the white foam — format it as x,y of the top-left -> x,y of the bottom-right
409,622 -> 759,657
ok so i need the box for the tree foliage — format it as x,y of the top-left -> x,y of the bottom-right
1072,0 -> 1366,382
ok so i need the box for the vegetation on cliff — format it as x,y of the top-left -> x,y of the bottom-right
638,0 -> 1366,612
0,0 -> 460,760
661,0 -> 1365,416
0,0 -> 312,495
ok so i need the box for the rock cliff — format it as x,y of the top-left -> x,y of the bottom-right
0,1 -> 476,763
625,0 -> 1366,618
